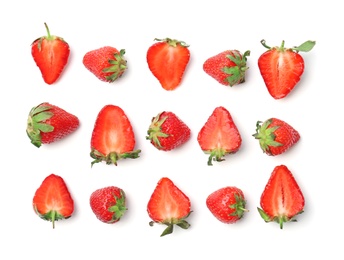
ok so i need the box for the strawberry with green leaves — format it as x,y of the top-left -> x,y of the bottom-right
146,111 -> 191,151
33,174 -> 74,229
147,177 -> 192,237
147,38 -> 190,91
83,47 -> 127,82
26,102 -> 80,148
258,39 -> 316,99
31,23 -> 70,85
203,49 -> 250,86
90,105 -> 141,166
258,165 -> 305,229
90,186 -> 127,224
253,118 -> 300,156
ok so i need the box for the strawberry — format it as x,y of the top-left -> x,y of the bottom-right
146,111 -> 191,151
90,105 -> 141,166
258,39 -> 316,99
33,174 -> 74,228
206,186 -> 248,224
203,49 -> 250,86
258,165 -> 305,229
26,102 -> 80,148
147,177 -> 192,236
83,46 -> 127,82
197,106 -> 242,166
147,38 -> 190,91
90,186 -> 127,224
31,23 -> 70,85
253,118 -> 300,156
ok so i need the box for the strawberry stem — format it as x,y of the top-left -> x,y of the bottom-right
44,22 -> 52,39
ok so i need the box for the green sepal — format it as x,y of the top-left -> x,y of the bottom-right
34,205 -> 68,229
222,50 -> 250,86
257,207 -> 304,229
252,119 -> 282,154
107,189 -> 127,223
154,38 -> 190,48
90,148 -> 141,167
260,39 -> 316,53
204,148 -> 236,166
146,113 -> 169,149
103,49 -> 127,82
229,193 -> 248,219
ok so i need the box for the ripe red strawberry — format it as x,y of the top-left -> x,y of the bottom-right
83,46 -> 127,82
253,118 -> 300,156
147,38 -> 190,91
258,165 -> 305,229
146,111 -> 191,151
206,186 -> 247,224
90,186 -> 127,224
258,39 -> 316,99
33,174 -> 74,228
26,102 -> 80,148
197,106 -> 242,166
31,23 -> 70,85
203,49 -> 250,86
90,105 -> 141,166
147,177 -> 192,236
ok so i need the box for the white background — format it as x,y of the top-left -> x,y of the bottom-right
1,0 -> 342,259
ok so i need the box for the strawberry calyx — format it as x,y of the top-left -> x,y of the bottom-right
260,39 -> 316,53
107,190 -> 127,223
205,148 -> 232,166
223,50 -> 250,86
146,113 -> 169,149
154,38 -> 189,48
253,120 -> 282,154
102,49 -> 127,82
230,193 -> 248,219
26,104 -> 54,148
32,23 -> 67,50
257,207 -> 304,229
90,148 -> 141,167
33,205 -> 68,229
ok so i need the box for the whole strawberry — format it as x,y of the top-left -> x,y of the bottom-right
83,46 -> 127,82
146,111 -> 191,151
206,186 -> 247,224
31,23 -> 70,85
258,39 -> 316,99
253,118 -> 300,156
33,174 -> 74,228
203,49 -> 250,86
90,186 -> 127,224
26,102 -> 80,148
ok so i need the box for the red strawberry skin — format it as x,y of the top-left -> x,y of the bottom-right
90,186 -> 127,224
146,111 -> 191,151
31,23 -> 70,85
83,46 -> 127,82
147,38 -> 190,91
33,174 -> 74,228
253,118 -> 300,156
203,50 -> 250,86
197,106 -> 242,165
206,186 -> 247,224
90,105 -> 141,166
26,102 -> 80,148
258,165 -> 305,229
258,39 -> 316,99
147,177 -> 191,236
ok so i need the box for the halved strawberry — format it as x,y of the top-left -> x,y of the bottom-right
90,105 -> 141,166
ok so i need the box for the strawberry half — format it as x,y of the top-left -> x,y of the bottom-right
258,39 -> 316,99
31,23 -> 70,85
146,111 -> 191,151
90,105 -> 141,166
90,186 -> 127,224
147,177 -> 192,236
147,38 -> 190,91
253,118 -> 300,156
33,174 -> 74,228
197,106 -> 242,166
26,102 -> 80,148
258,165 -> 305,229
83,46 -> 127,82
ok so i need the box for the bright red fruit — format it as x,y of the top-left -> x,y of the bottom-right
206,186 -> 247,224
83,46 -> 127,82
197,106 -> 242,165
258,165 -> 305,229
147,177 -> 192,236
90,105 -> 141,166
33,174 -> 74,228
147,38 -> 190,91
146,111 -> 191,151
203,49 -> 250,86
253,118 -> 300,156
26,102 -> 80,148
258,39 -> 316,99
31,23 -> 70,85
90,186 -> 127,224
